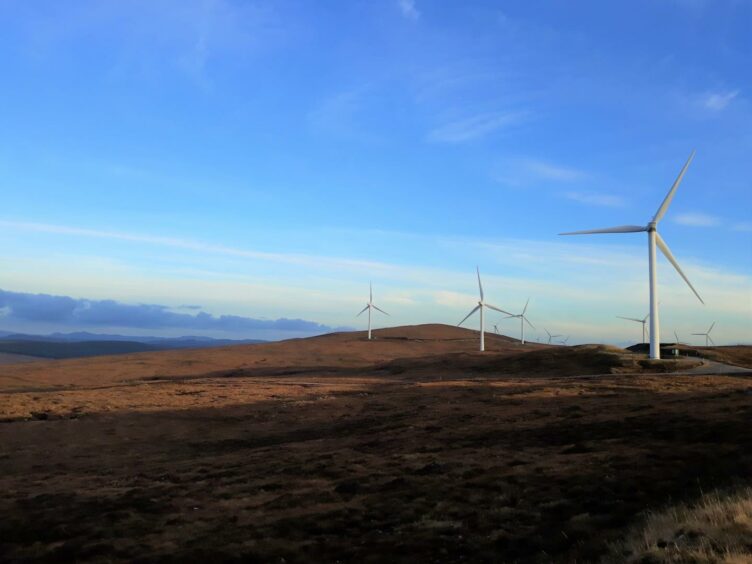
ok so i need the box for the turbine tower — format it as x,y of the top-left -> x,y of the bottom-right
356,282 -> 389,340
544,328 -> 561,345
617,313 -> 650,344
503,298 -> 535,344
692,322 -> 716,347
560,152 -> 704,360
458,267 -> 512,352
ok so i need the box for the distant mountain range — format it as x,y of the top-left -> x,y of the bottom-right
0,331 -> 266,360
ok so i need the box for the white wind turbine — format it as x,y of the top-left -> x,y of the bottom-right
559,336 -> 570,345
560,151 -> 704,360
692,322 -> 716,347
356,282 -> 389,340
458,267 -> 512,352
503,298 -> 535,344
544,328 -> 561,345
617,313 -> 650,344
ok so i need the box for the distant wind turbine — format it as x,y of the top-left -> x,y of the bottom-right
503,298 -> 535,344
560,151 -> 704,360
544,328 -> 561,345
356,282 -> 388,340
458,267 -> 512,352
493,324 -> 500,335
559,336 -> 570,345
692,322 -> 716,347
617,313 -> 650,344
674,330 -> 682,345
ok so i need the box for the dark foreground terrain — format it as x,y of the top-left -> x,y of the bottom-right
1,325 -> 750,563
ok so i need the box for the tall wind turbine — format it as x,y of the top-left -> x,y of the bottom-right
544,328 -> 561,345
560,152 -> 704,360
503,298 -> 535,344
356,283 -> 389,340
692,322 -> 716,346
458,267 -> 512,352
617,313 -> 650,344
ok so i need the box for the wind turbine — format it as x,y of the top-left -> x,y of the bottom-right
503,298 -> 535,344
544,328 -> 561,345
560,152 -> 704,360
559,336 -> 570,345
458,267 -> 512,352
617,313 -> 650,344
674,330 -> 682,345
356,282 -> 389,340
493,324 -> 501,335
692,322 -> 716,347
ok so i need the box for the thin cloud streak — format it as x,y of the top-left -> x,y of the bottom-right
673,212 -> 721,227
427,111 -> 527,143
703,89 -> 739,111
0,220 -> 393,273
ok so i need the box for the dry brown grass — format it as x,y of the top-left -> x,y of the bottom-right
607,487 -> 752,563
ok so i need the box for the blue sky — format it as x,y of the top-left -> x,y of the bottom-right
0,0 -> 750,344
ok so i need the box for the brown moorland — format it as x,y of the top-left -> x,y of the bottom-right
1,324 -> 750,563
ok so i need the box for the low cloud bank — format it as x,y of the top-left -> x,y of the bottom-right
0,289 -> 344,335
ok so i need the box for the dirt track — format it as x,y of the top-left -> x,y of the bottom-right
1,326 -> 750,563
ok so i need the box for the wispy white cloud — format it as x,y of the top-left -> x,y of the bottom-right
702,89 -> 739,111
492,157 -> 588,187
427,111 -> 527,143
564,191 -> 625,207
523,159 -> 587,182
17,0 -> 285,84
673,212 -> 721,227
0,220 -> 393,273
733,222 -> 752,232
398,0 -> 420,20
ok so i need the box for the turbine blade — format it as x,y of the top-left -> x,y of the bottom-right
502,314 -> 517,319
708,321 -> 715,333
356,304 -> 369,317
524,316 -> 536,330
485,303 -> 514,316
708,335 -> 716,346
655,233 -> 704,304
372,304 -> 389,316
522,297 -> 530,315
458,305 -> 480,327
653,150 -> 696,223
560,225 -> 647,235
617,316 -> 644,323
476,266 -> 484,301
691,333 -> 704,336
369,282 -> 372,303
545,329 -> 552,337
